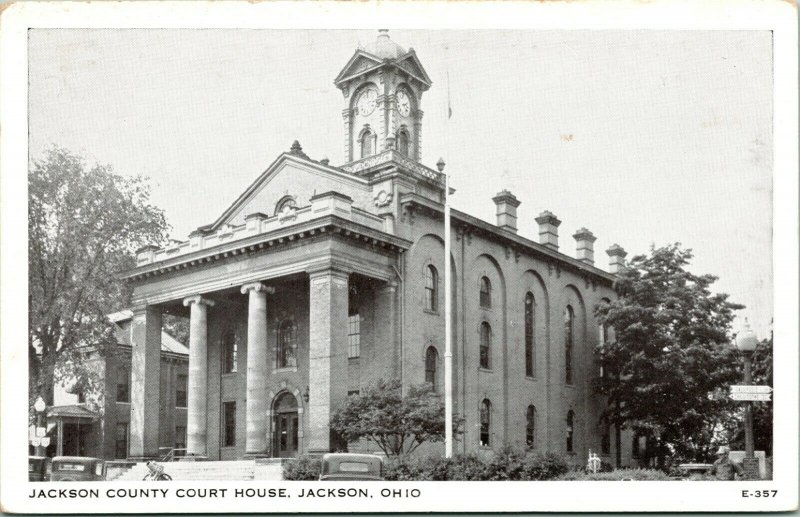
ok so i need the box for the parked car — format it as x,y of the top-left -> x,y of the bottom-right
319,453 -> 384,481
49,456 -> 106,481
28,456 -> 50,481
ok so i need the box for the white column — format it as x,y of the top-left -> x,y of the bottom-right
183,295 -> 214,457
241,282 -> 274,456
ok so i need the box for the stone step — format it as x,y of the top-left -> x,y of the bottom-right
112,460 -> 283,481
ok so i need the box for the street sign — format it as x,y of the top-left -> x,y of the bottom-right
29,425 -> 35,440
730,385 -> 773,394
36,427 -> 46,438
41,437 -> 50,447
730,392 -> 772,402
30,438 -> 40,447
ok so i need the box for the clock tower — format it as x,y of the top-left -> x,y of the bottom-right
334,30 -> 432,164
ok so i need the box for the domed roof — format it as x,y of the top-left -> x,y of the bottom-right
360,29 -> 406,59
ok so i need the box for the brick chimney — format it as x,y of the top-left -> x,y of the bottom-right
606,244 -> 628,274
535,210 -> 561,249
492,190 -> 521,233
573,228 -> 597,265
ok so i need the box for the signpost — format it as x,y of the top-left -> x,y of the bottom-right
729,385 -> 773,402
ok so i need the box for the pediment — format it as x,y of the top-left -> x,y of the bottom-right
334,51 -> 383,86
395,52 -> 431,88
208,154 -> 371,231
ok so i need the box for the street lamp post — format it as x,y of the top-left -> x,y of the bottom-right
734,322 -> 760,480
33,396 -> 47,456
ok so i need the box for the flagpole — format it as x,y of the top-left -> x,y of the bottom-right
442,45 -> 454,459
438,157 -> 453,459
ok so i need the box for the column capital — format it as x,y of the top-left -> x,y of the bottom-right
182,295 -> 216,307
240,282 -> 276,295
379,280 -> 399,293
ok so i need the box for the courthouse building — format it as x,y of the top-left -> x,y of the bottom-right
122,31 -> 633,464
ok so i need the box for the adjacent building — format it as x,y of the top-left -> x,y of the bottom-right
39,312 -> 188,460
121,31 -> 634,466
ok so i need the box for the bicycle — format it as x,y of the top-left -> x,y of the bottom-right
142,460 -> 172,481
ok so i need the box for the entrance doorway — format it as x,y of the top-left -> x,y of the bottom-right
272,392 -> 299,458
62,422 -> 90,456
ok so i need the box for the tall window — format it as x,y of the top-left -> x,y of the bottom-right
601,424 -> 611,455
479,276 -> 492,308
116,366 -> 130,403
566,410 -> 575,453
277,319 -> 297,368
425,346 -> 438,389
222,329 -> 237,373
424,265 -> 438,311
480,399 -> 491,446
599,323 -> 609,378
526,405 -> 536,448
360,127 -> 374,158
564,306 -> 574,384
115,423 -> 128,459
176,374 -> 187,408
397,128 -> 410,155
525,292 -> 535,377
175,426 -> 186,457
479,322 -> 491,369
348,314 -> 361,358
223,401 -> 236,447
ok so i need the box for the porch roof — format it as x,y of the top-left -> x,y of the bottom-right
47,404 -> 99,421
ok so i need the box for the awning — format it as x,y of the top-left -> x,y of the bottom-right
46,405 -> 99,421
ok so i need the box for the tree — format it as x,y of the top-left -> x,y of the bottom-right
330,378 -> 463,457
594,243 -> 744,466
28,147 -> 168,410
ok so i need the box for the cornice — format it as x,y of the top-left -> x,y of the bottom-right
399,193 -> 616,286
121,215 -> 412,283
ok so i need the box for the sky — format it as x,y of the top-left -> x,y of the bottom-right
28,29 -> 773,338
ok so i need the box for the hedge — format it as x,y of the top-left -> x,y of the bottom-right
556,468 -> 671,481
282,448 -> 569,481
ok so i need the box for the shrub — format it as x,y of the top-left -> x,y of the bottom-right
444,454 -> 489,480
384,455 -> 434,481
556,468 -> 671,481
520,451 -> 570,480
282,455 -> 321,480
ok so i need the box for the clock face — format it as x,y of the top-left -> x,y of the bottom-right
356,88 -> 377,117
396,90 -> 411,117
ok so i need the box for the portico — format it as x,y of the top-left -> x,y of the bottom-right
123,190 -> 409,459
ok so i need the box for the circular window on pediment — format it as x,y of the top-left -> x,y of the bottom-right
275,196 -> 297,216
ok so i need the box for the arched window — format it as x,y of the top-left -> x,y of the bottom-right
425,346 -> 438,389
525,292 -> 535,377
277,319 -> 297,368
601,422 -> 611,455
479,276 -> 492,308
479,322 -> 491,369
566,410 -> 575,453
397,128 -> 410,155
424,265 -> 438,311
599,323 -> 609,378
359,127 -> 374,158
564,306 -> 574,384
274,196 -> 297,216
222,329 -> 237,373
480,399 -> 491,446
526,405 -> 536,448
